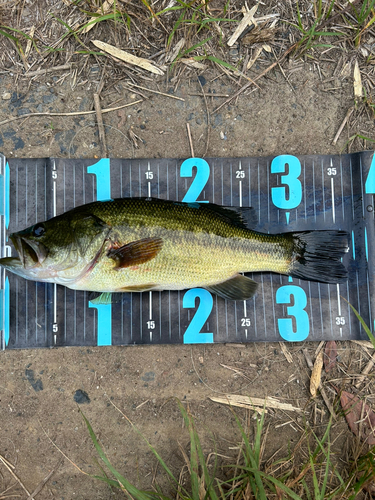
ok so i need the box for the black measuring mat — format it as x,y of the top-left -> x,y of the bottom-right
0,152 -> 373,349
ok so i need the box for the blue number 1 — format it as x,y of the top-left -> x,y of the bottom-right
87,159 -> 112,346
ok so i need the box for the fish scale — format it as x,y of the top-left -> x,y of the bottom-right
0,153 -> 373,349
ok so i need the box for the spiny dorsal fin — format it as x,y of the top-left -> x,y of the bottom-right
194,203 -> 257,230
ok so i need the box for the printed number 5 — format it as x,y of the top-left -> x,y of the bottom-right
276,285 -> 310,341
183,289 -> 213,344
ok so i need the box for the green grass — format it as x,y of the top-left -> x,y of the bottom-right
79,397 -> 375,500
346,0 -> 375,46
285,0 -> 340,57
77,306 -> 375,499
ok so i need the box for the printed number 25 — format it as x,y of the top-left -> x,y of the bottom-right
181,158 -> 213,344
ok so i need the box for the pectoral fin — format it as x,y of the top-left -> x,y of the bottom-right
206,274 -> 258,301
108,237 -> 163,270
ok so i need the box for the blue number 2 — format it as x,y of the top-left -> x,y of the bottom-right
271,155 -> 302,210
181,158 -> 213,343
183,289 -> 213,343
181,158 -> 210,202
276,285 -> 309,341
87,159 -> 112,346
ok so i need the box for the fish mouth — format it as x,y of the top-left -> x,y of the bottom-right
10,234 -> 48,269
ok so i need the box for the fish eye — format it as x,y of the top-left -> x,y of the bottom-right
33,223 -> 45,237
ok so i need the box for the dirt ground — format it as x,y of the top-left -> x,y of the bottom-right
1,10 -> 375,498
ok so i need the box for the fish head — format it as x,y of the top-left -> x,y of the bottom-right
1,211 -> 110,282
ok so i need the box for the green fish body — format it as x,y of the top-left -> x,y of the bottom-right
0,198 -> 349,301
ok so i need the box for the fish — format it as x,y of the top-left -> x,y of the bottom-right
0,197 -> 349,303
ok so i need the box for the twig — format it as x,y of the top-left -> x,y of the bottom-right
93,93 -> 107,157
355,353 -> 375,388
303,349 -> 337,419
198,79 -> 210,157
0,100 -> 142,127
279,342 -> 293,363
39,420 -> 88,476
186,123 -> 194,158
0,455 -> 33,499
26,459 -> 63,500
351,340 -> 374,350
272,48 -> 294,92
213,43 -> 297,113
332,107 -> 354,145
127,82 -> 184,101
24,64 -> 71,78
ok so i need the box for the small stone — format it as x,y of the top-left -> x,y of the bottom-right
74,389 -> 90,404
2,92 -> 11,100
43,94 -> 57,104
198,75 -> 206,86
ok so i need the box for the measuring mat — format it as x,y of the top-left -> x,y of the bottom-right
0,152 -> 374,349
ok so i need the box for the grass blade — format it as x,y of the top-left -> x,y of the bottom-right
345,299 -> 375,347
80,411 -> 156,499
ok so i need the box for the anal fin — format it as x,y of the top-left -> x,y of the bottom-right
117,283 -> 157,292
89,284 -> 158,304
206,274 -> 258,301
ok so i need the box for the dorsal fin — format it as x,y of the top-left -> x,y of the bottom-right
190,203 -> 257,229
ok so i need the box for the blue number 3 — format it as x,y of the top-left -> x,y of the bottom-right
276,285 -> 309,341
271,155 -> 302,210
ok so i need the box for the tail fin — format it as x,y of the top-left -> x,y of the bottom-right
289,231 -> 349,284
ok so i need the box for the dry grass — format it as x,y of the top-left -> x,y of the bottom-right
1,1 -> 375,147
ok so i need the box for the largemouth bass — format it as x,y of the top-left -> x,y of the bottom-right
0,198 -> 349,302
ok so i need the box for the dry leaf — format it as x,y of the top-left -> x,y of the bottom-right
354,60 -> 362,99
324,341 -> 337,372
341,391 -> 375,445
92,40 -> 164,75
227,5 -> 258,47
179,58 -> 206,70
166,38 -> 185,63
210,394 -> 302,413
82,0 -> 114,33
241,26 -> 275,46
310,351 -> 323,398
